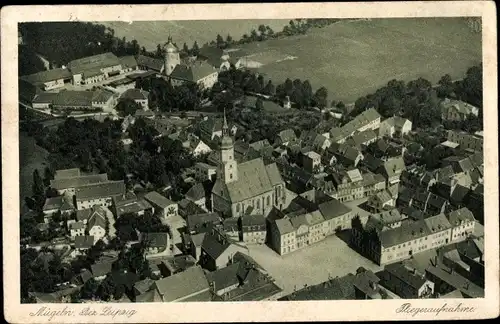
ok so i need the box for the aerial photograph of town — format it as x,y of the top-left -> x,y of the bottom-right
18,16 -> 484,304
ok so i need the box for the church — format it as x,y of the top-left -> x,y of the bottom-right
211,113 -> 287,218
163,36 -> 219,89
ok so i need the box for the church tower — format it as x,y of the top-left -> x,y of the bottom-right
164,36 -> 180,76
218,109 -> 238,184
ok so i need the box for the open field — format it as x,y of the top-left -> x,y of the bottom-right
98,20 -> 289,50
247,234 -> 382,296
239,18 -> 482,102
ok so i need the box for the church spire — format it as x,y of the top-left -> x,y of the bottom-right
222,107 -> 229,137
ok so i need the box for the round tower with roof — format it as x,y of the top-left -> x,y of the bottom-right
218,108 -> 238,184
164,36 -> 180,76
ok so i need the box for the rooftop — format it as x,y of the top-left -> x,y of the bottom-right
153,265 -> 210,302
144,191 -> 175,208
50,173 -> 108,190
75,180 -> 125,200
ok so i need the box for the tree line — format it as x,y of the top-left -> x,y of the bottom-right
350,65 -> 482,130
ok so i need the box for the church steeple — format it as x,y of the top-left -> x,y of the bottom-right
218,107 -> 237,184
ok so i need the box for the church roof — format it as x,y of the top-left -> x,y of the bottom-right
170,62 -> 217,83
224,159 -> 282,203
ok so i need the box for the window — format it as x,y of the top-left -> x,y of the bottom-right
267,196 -> 270,206
257,200 -> 260,208
236,204 -> 240,212
230,174 -> 233,179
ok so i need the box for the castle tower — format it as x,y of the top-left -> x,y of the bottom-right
164,35 -> 180,76
218,108 -> 238,184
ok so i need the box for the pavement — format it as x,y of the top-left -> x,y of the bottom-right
246,234 -> 382,296
161,214 -> 186,255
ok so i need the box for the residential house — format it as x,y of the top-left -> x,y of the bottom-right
87,207 -> 108,242
378,116 -> 412,138
312,134 -> 331,152
362,172 -> 387,197
332,169 -> 365,202
71,235 -> 94,257
144,191 -> 178,219
198,231 -> 248,271
120,88 -> 149,110
376,263 -> 434,298
42,195 -> 74,222
74,180 -> 125,210
447,130 -> 483,152
370,209 -> 405,230
425,193 -> 449,215
280,268 -> 386,300
424,213 -> 453,249
329,143 -> 364,168
275,129 -> 297,146
367,190 -> 396,212
347,129 -> 378,147
318,198 -> 353,233
441,98 -> 479,121
206,252 -> 282,301
267,209 -> 297,256
448,207 -> 476,243
69,221 -> 86,238
194,162 -> 217,182
67,52 -> 123,85
379,157 -> 405,186
223,218 -> 240,241
186,213 -> 222,235
142,232 -> 172,259
240,214 -> 266,244
186,183 -> 208,211
189,232 -> 206,262
90,260 -> 114,281
426,260 -> 484,298
302,151 -> 323,173
199,117 -> 237,143
112,194 -> 153,218
152,266 -> 212,302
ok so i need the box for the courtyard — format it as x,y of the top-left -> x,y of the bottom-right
246,233 -> 382,296
161,214 -> 187,255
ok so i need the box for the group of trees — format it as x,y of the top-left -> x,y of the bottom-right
137,77 -> 203,112
275,78 -> 329,109
19,22 -> 142,71
350,65 -> 482,130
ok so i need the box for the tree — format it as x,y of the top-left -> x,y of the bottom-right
258,24 -> 267,39
255,98 -> 264,111
32,169 -> 44,197
116,98 -> 141,117
313,87 -> 328,109
80,278 -> 100,300
250,29 -> 258,41
216,34 -> 225,48
191,41 -> 200,56
182,43 -> 189,55
226,34 -> 233,45
155,44 -> 163,58
263,80 -> 276,96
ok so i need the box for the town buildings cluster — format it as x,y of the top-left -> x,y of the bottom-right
22,35 -> 484,303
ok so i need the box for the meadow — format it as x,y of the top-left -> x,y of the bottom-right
98,20 -> 289,50
98,18 -> 481,103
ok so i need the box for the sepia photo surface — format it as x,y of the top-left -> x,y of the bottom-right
2,2 -> 498,322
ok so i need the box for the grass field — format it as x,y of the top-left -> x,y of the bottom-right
238,18 -> 482,102
99,18 -> 481,102
98,20 -> 289,50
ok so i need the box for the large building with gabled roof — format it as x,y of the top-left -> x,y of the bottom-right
211,111 -> 286,218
